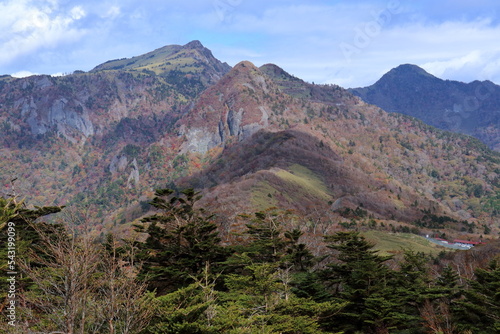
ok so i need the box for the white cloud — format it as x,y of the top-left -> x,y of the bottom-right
375,20 -> 500,82
422,51 -> 483,78
0,0 -> 87,68
11,70 -> 38,78
422,50 -> 500,84
71,6 -> 86,20
103,6 -> 121,19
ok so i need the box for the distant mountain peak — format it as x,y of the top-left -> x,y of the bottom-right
233,60 -> 259,70
260,63 -> 288,75
260,63 -> 303,83
349,63 -> 500,151
219,61 -> 264,83
393,63 -> 426,72
387,64 -> 436,79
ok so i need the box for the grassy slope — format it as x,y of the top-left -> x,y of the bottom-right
250,164 -> 332,210
276,164 -> 331,200
362,230 -> 450,256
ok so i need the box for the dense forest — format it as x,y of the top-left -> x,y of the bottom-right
1,189 -> 499,334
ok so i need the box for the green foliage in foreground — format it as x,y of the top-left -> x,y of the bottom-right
2,190 -> 499,334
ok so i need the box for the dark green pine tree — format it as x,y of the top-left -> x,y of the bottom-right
134,188 -> 229,294
435,264 -> 463,306
240,210 -> 289,264
225,210 -> 317,275
226,209 -> 331,304
454,260 -> 500,333
283,228 -> 316,271
282,228 -> 331,303
417,264 -> 462,334
0,196 -> 64,264
319,231 -> 396,333
0,196 -> 63,245
0,196 -> 64,302
389,250 -> 451,333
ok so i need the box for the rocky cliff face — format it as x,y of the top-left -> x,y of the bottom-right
179,61 -> 275,153
21,93 -> 94,144
1,73 -> 171,147
0,41 -> 232,149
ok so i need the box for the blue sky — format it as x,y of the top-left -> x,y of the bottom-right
2,0 -> 500,88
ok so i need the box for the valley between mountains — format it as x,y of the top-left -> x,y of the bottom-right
0,40 -> 499,244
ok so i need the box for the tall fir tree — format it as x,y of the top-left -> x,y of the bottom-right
134,188 -> 228,294
0,196 -> 63,303
319,231 -> 396,333
454,260 -> 500,333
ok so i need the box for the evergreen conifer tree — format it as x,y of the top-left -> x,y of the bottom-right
454,260 -> 500,333
320,231 -> 395,333
134,188 -> 228,294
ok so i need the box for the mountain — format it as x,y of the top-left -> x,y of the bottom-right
0,44 -> 498,242
0,41 -> 231,145
172,61 -> 500,237
0,41 -> 232,228
91,40 -> 231,96
349,64 -> 500,151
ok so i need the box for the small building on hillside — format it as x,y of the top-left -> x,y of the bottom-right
452,239 -> 485,249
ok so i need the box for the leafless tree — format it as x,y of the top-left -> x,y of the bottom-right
420,299 -> 456,334
93,235 -> 154,334
18,221 -> 154,334
19,223 -> 100,334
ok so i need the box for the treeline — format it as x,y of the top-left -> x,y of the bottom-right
1,190 -> 499,333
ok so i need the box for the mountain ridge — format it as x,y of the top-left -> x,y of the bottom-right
349,64 -> 500,151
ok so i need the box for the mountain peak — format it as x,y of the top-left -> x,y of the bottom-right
349,63 -> 500,151
90,41 -> 230,77
358,63 -> 441,90
260,63 -> 302,82
184,40 -> 204,49
220,61 -> 262,81
388,64 -> 436,78
260,63 -> 287,75
233,60 -> 259,70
